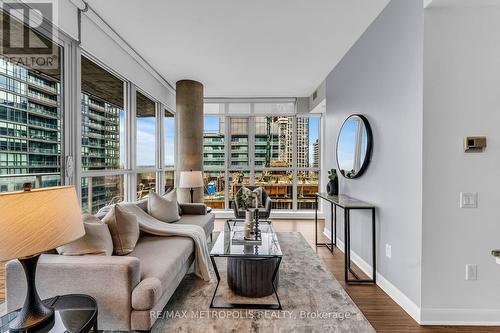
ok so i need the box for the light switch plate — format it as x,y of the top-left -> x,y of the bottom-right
460,192 -> 478,208
385,244 -> 391,259
466,264 -> 477,280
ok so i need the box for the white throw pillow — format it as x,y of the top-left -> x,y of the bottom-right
103,204 -> 140,255
148,190 -> 181,223
57,214 -> 113,256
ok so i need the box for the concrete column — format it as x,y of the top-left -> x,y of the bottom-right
176,80 -> 204,203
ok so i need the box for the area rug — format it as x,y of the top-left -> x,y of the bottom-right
151,232 -> 375,333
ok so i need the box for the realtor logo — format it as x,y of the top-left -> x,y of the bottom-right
0,0 -> 59,69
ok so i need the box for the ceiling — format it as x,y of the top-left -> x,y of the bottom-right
85,0 -> 390,98
427,0 -> 500,7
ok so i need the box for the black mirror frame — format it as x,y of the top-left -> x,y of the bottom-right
336,114 -> 373,179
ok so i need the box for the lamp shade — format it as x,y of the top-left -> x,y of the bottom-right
0,186 -> 84,261
179,171 -> 203,188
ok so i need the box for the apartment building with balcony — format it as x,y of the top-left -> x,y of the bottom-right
0,58 -> 61,192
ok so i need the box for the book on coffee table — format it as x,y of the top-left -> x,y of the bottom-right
232,231 -> 262,245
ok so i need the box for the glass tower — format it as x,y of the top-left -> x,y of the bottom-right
0,57 -> 61,192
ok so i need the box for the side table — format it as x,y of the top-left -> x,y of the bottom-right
0,294 -> 98,333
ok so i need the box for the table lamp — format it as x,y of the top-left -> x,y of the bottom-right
179,170 -> 203,203
0,184 -> 84,332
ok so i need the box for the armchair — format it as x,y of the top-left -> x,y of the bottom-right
233,186 -> 272,219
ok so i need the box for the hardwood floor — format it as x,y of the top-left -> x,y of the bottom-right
0,219 -> 498,332
0,262 -> 4,302
215,219 -> 500,333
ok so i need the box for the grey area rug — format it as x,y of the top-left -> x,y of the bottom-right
151,232 -> 375,333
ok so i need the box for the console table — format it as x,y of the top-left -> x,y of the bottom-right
315,193 -> 376,284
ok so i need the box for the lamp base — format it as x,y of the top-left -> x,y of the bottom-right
9,255 -> 54,332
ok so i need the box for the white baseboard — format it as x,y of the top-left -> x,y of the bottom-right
420,308 -> 500,326
322,229 -> 421,324
322,229 -> 500,326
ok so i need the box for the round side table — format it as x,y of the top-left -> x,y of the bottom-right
0,294 -> 98,333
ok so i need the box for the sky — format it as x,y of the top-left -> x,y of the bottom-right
136,117 -> 156,166
337,118 -> 367,172
120,112 -> 175,168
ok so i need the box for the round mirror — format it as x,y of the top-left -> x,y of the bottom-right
336,114 -> 373,179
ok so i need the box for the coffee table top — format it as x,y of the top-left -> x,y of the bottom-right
210,220 -> 282,258
0,294 -> 97,333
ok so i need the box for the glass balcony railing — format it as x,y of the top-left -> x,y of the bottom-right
28,106 -> 58,118
28,92 -> 58,105
29,147 -> 59,154
0,172 -> 61,192
28,119 -> 58,130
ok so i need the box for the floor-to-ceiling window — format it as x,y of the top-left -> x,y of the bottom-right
203,109 -> 226,209
202,101 -> 321,212
164,109 -> 175,192
80,56 -> 126,213
0,8 -> 64,193
135,91 -> 157,199
297,115 -> 320,210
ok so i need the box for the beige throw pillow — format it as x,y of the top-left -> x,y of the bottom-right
103,204 -> 140,255
57,214 -> 113,256
148,190 -> 181,223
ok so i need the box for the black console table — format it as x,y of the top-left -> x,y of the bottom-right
315,193 -> 376,284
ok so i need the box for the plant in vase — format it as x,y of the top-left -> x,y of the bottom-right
235,189 -> 258,237
327,168 -> 339,196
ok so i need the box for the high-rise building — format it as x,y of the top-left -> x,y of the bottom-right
313,138 -> 319,168
296,117 -> 310,168
81,93 -> 121,171
0,57 -> 62,192
80,93 -> 123,213
202,115 -> 312,210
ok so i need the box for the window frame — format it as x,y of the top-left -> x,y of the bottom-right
202,100 -> 322,213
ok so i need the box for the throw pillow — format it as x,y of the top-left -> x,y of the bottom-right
239,187 -> 264,208
57,214 -> 113,256
103,204 -> 140,255
163,189 -> 183,215
148,190 -> 181,223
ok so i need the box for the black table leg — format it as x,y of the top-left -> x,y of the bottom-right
315,195 -> 318,247
346,208 -> 376,284
315,196 -> 334,252
344,208 -> 348,282
330,202 -> 334,251
372,207 -> 377,284
210,256 -> 282,309
334,204 -> 337,247
209,256 -> 221,308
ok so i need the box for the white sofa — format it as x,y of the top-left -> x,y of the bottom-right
6,199 -> 214,331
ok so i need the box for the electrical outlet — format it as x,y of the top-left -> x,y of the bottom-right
385,244 -> 391,259
460,192 -> 478,208
466,264 -> 477,280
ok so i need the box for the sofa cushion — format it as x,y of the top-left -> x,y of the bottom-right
103,204 -> 140,255
147,191 -> 180,223
129,235 -> 194,310
174,213 -> 215,238
56,214 -> 113,256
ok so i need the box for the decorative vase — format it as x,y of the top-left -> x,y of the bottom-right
327,179 -> 339,196
243,223 -> 252,239
245,210 -> 253,228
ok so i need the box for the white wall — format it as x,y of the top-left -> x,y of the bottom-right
422,5 -> 500,324
323,0 -> 423,317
